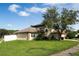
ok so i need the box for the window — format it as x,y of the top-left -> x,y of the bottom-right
31,34 -> 35,37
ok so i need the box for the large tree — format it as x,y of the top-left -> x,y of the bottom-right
42,7 -> 79,40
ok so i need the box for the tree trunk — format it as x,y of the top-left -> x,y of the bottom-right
58,29 -> 67,40
58,29 -> 63,40
57,29 -> 62,40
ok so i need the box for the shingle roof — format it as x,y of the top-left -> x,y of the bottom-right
15,27 -> 39,33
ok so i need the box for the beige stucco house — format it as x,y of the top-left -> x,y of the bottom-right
15,24 -> 67,40
15,27 -> 40,40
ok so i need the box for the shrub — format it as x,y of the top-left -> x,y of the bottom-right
67,31 -> 77,39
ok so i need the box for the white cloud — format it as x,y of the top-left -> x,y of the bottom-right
26,7 -> 47,13
43,3 -> 55,6
8,4 -> 21,12
8,4 -> 30,17
18,11 -> 30,16
7,24 -> 13,27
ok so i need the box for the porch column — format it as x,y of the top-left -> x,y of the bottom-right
27,33 -> 32,40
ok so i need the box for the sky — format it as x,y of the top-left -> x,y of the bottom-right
0,3 -> 79,30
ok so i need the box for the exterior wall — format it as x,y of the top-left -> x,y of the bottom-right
16,33 -> 28,40
30,33 -> 38,40
61,34 -> 67,40
16,33 -> 38,40
27,33 -> 31,40
49,33 -> 59,39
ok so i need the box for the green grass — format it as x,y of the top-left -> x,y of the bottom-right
0,40 -> 78,56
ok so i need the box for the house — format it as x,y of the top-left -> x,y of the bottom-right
15,24 -> 67,40
15,27 -> 40,40
15,24 -> 58,40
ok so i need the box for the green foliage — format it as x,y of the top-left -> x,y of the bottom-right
7,30 -> 18,34
0,29 -> 9,38
77,30 -> 79,33
61,8 -> 79,25
42,7 -> 79,40
0,40 -> 78,56
42,7 -> 79,29
42,7 -> 59,28
0,29 -> 17,38
35,33 -> 49,41
67,31 -> 77,39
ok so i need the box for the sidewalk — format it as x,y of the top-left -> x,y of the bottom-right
50,44 -> 79,56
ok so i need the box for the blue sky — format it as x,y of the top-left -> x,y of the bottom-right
0,3 -> 79,30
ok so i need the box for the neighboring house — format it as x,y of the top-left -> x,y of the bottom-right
15,24 -> 67,40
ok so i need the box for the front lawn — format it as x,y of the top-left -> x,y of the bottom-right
0,40 -> 78,56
